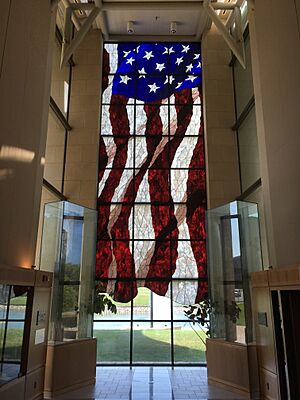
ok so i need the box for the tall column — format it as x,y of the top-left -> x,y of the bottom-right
202,24 -> 240,209
64,30 -> 102,209
0,1 -> 55,268
248,0 -> 300,267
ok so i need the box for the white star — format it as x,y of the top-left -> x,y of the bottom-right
194,53 -> 201,60
136,45 -> 141,53
175,57 -> 184,65
186,63 -> 193,72
120,75 -> 132,85
156,63 -> 166,72
175,82 -> 183,89
162,46 -> 175,55
148,82 -> 160,93
138,68 -> 147,78
123,50 -> 131,58
182,44 -> 190,53
197,61 -> 202,68
143,51 -> 154,60
126,57 -> 135,65
164,75 -> 175,85
186,75 -> 197,82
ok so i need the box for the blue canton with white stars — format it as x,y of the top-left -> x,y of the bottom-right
112,43 -> 202,102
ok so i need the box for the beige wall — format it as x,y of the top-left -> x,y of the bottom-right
0,1 -> 55,269
202,24 -> 240,209
249,0 -> 300,267
64,30 -> 102,210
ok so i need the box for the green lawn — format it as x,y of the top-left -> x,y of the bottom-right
114,287 -> 150,308
94,328 -> 206,363
0,328 -> 23,360
10,296 -> 27,306
237,303 -> 245,326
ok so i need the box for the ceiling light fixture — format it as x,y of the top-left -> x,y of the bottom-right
127,21 -> 134,34
170,21 -> 177,34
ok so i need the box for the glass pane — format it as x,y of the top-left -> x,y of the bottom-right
133,322 -> 171,363
39,201 -> 64,273
9,292 -> 27,320
50,44 -> 70,116
43,111 -> 66,191
96,240 -> 134,280
3,321 -> 24,363
133,287 -> 171,321
234,40 -> 254,117
172,281 -> 199,306
1,323 -> 22,383
173,322 -> 206,363
61,284 -> 79,340
135,105 -> 169,136
102,136 -> 134,170
170,171 -> 187,203
104,43 -> 119,74
100,105 -> 135,136
171,137 -> 199,168
98,170 -> 135,203
238,107 -> 260,191
135,171 -> 152,203
94,281 -> 131,321
62,222 -> 83,272
0,284 -> 9,319
0,321 -> 5,364
94,322 -> 130,363
102,75 -> 115,104
169,102 -> 201,138
62,285 -> 79,313
134,240 -> 156,277
134,137 -> 166,170
133,287 -> 151,320
134,205 -> 159,239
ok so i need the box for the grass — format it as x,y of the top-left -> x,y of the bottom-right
9,296 -> 27,306
236,303 -> 245,326
114,287 -> 150,308
94,328 -> 206,363
0,328 -> 23,360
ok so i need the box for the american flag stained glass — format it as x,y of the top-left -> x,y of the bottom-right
96,43 -> 207,304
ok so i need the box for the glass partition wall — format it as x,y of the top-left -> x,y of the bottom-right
40,201 -> 96,342
206,201 -> 263,344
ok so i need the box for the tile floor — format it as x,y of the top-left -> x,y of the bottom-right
53,367 -> 248,400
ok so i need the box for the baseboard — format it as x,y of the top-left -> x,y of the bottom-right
208,377 -> 252,399
43,377 -> 95,399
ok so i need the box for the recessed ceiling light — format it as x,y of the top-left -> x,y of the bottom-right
127,21 -> 134,34
170,21 -> 177,34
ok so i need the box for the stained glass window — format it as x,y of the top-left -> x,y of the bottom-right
97,43 -> 207,305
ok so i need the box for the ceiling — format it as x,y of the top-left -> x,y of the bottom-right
56,0 -> 248,68
58,0 -> 214,42
96,1 -> 212,41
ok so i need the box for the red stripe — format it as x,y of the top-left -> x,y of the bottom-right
96,95 -> 130,285
146,89 -> 193,296
111,102 -> 164,302
186,118 -> 208,302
